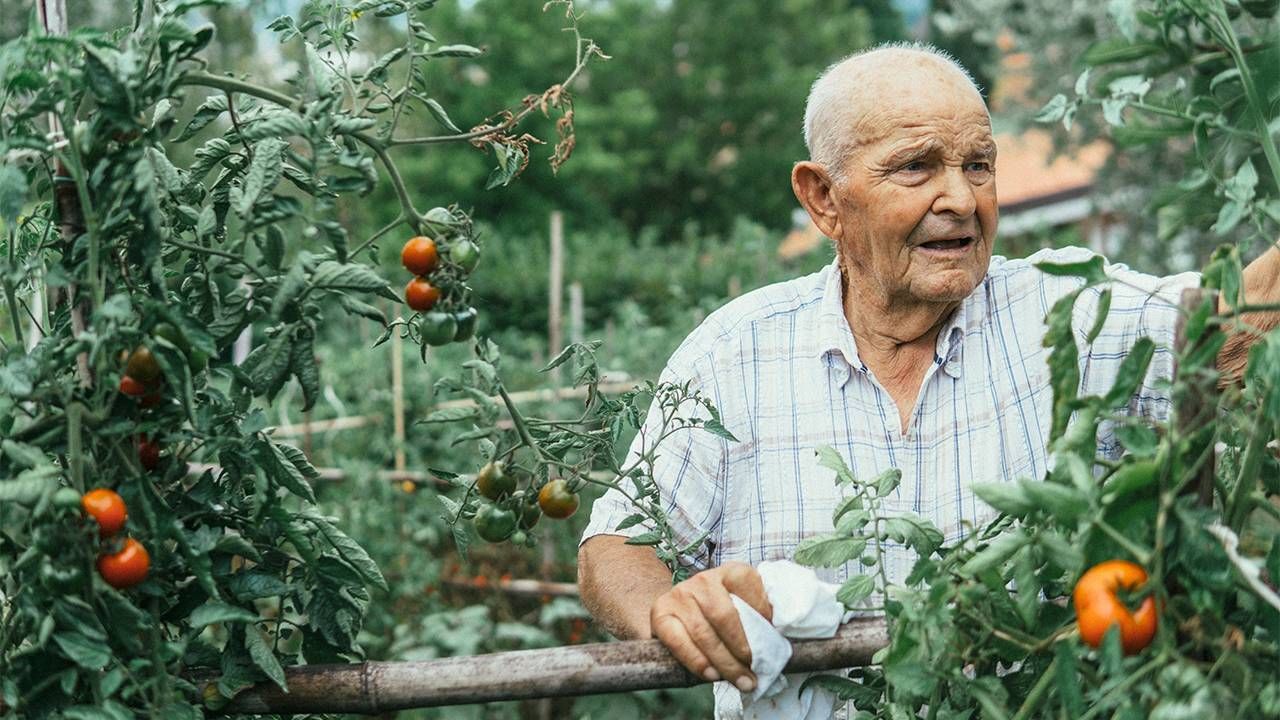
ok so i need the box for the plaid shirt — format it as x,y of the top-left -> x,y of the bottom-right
582,246 -> 1199,593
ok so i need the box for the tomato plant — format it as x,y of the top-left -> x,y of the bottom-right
0,0 -> 601,715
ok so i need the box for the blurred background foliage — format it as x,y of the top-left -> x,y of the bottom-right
5,0 -> 1261,716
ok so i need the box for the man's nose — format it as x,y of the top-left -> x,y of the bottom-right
931,164 -> 977,218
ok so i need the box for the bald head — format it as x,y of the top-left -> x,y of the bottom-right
803,43 -> 988,184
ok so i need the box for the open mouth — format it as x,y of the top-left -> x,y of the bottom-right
918,236 -> 974,251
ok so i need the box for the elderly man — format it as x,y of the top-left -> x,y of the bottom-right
577,42 -> 1279,701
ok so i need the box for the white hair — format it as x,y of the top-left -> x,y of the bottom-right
803,42 -> 985,184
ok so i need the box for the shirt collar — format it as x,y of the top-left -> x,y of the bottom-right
813,258 -> 986,381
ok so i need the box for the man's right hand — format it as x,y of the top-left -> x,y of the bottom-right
649,561 -> 773,692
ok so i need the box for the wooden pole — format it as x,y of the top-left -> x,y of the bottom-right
569,281 -> 583,347
391,326 -> 406,473
548,210 -> 564,386
210,619 -> 889,715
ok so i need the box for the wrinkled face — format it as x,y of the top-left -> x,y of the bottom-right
831,69 -> 998,306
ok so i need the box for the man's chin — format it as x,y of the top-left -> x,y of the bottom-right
911,267 -> 986,303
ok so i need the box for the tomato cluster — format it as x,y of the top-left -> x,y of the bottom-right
398,210 -> 482,347
116,344 -> 171,472
469,462 -> 580,544
80,488 -> 151,589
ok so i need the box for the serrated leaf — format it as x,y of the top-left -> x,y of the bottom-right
52,633 -> 111,670
245,626 -> 287,691
815,446 -> 856,485
973,482 -> 1036,516
424,97 -> 462,133
190,602 -> 258,629
614,513 -> 649,531
795,533 -> 867,568
301,509 -> 388,591
625,530 -> 663,546
174,94 -> 228,142
1102,337 -> 1154,408
836,575 -> 876,607
960,529 -> 1029,575
236,137 -> 288,217
419,406 -> 480,424
880,516 -> 943,556
310,260 -> 396,300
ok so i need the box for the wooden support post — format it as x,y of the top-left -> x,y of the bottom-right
209,619 -> 889,715
548,210 -> 564,386
391,324 -> 406,473
569,281 -> 583,347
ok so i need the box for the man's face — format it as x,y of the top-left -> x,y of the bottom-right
829,71 -> 998,306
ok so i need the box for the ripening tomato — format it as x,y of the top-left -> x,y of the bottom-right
82,488 -> 127,537
97,538 -> 150,589
404,277 -> 441,312
402,236 -> 440,276
476,461 -> 514,500
538,479 -> 579,520
137,436 -> 161,472
125,346 -> 163,385
119,375 -> 148,397
1074,560 -> 1158,655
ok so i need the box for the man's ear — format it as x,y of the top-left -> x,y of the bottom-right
791,161 -> 842,240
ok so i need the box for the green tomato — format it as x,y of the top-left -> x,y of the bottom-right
474,504 -> 517,543
420,312 -> 457,346
451,240 -> 481,273
519,501 -> 541,529
155,322 -> 208,371
52,487 -> 82,511
453,307 -> 479,342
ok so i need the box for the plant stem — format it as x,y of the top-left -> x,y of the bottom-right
350,214 -> 406,257
1011,657 -> 1058,720
1211,4 -> 1280,193
165,237 -> 265,280
1225,402 -> 1268,528
1093,519 -> 1153,565
1077,654 -> 1163,720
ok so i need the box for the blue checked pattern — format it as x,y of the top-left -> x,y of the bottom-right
581,246 -> 1199,595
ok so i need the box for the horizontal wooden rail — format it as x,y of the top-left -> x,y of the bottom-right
442,575 -> 580,597
210,618 -> 888,714
270,414 -> 379,437
432,379 -> 637,410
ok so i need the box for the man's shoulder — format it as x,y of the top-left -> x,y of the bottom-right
985,245 -> 1098,285
666,263 -> 831,375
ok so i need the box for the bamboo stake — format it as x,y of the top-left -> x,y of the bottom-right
442,575 -> 580,598
210,618 -> 888,714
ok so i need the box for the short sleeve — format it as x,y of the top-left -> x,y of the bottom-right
578,342 -> 729,572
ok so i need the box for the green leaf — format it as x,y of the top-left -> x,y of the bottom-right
973,482 -> 1036,516
424,97 -> 462,133
426,44 -> 484,57
1102,337 -> 1155,408
880,517 -> 944,556
815,446 -> 856,485
795,533 -> 867,568
0,163 -> 28,226
831,493 -> 863,525
2,439 -> 47,468
1086,288 -> 1112,344
625,530 -> 663,546
244,626 -> 287,691
311,260 -> 396,300
614,513 -> 649,531
236,137 -> 288,217
1054,641 -> 1086,716
836,575 -> 876,607
1035,94 -> 1068,123
701,417 -> 738,442
1035,255 -> 1106,284
1083,38 -> 1163,66
52,632 -> 111,670
174,94 -> 228,142
873,468 -> 902,497
190,602 -> 258,630
419,406 -> 480,424
260,440 -> 317,503
290,329 -> 320,412
301,509 -> 388,591
228,570 -> 291,602
960,529 -> 1029,575
1021,479 -> 1089,524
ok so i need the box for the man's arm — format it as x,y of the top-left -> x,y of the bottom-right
1219,243 -> 1280,381
578,535 -> 773,692
578,535 -> 673,640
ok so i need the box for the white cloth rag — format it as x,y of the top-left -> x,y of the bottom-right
712,560 -> 857,720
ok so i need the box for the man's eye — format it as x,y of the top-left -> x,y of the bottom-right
966,162 -> 992,173
900,161 -> 927,172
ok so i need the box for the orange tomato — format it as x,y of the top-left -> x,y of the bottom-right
401,236 -> 439,276
119,375 -> 148,397
1074,560 -> 1158,655
537,479 -> 579,520
97,538 -> 150,589
404,277 -> 441,312
82,488 -> 127,537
